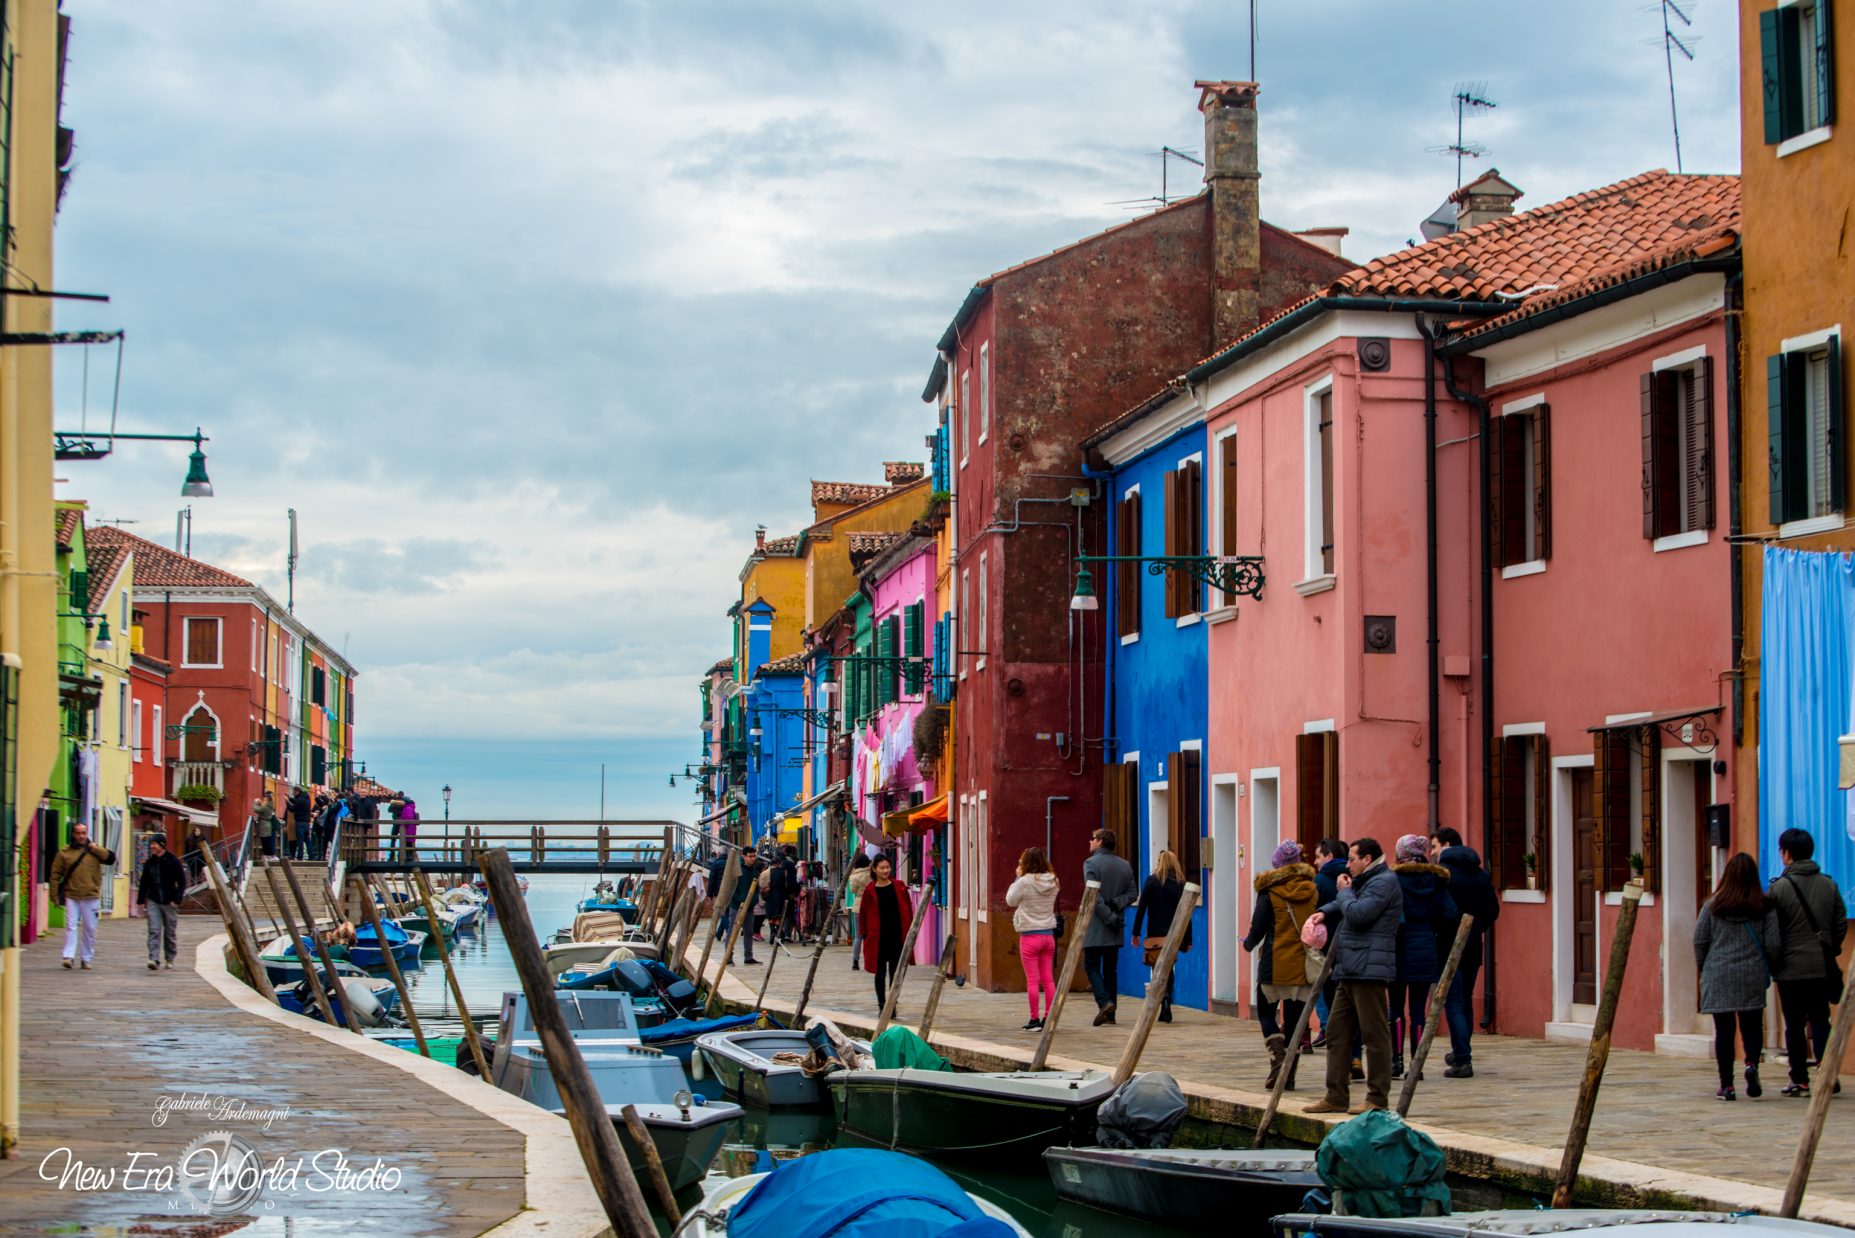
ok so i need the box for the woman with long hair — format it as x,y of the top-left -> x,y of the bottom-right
845,851 -> 873,971
856,854 -> 913,1007
1006,846 -> 1061,1031
1242,839 -> 1319,1087
1131,849 -> 1193,1024
1695,851 -> 1781,1100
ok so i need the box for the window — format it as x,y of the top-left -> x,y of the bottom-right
120,591 -> 130,635
183,617 -> 221,667
311,744 -> 327,786
1594,725 -> 1660,893
131,700 -> 143,759
1117,489 -> 1143,639
117,683 -> 128,748
960,369 -> 971,465
1769,334 -> 1845,527
251,619 -> 258,672
1215,429 -> 1238,558
902,602 -> 925,695
960,570 -> 971,678
1761,1 -> 1836,146
1305,381 -> 1336,581
1164,457 -> 1204,617
1165,748 -> 1203,875
180,707 -> 215,763
1490,401 -> 1552,567
976,553 -> 988,668
1103,758 -> 1140,838
978,343 -> 991,443
152,706 -> 163,766
1294,729 -> 1338,852
1639,359 -> 1715,540
1491,733 -> 1550,889
311,666 -> 327,707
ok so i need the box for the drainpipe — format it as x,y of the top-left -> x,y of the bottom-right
1724,271 -> 1745,751
1045,795 -> 1070,860
1436,345 -> 1496,1028
1417,320 -> 1443,834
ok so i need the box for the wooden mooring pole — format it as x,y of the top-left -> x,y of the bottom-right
351,876 -> 429,1057
1031,880 -> 1099,1071
1552,881 -> 1644,1209
1781,973 -> 1855,1216
1396,913 -> 1474,1118
874,891 -> 933,1037
277,859 -> 364,1034
706,883 -> 756,1016
793,938 -> 827,1025
477,848 -> 656,1237
1111,883 -> 1199,1087
917,934 -> 958,1041
198,839 -> 277,1002
619,1103 -> 681,1226
411,868 -> 492,1079
262,864 -> 344,1030
754,903 -> 797,1014
692,850 -> 738,988
1252,948 -> 1337,1149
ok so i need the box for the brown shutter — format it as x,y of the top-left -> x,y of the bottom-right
1185,458 -> 1204,613
1593,729 -> 1611,892
1496,737 -> 1528,889
186,618 -> 215,665
1162,469 -> 1180,618
1594,730 -> 1633,891
1533,404 -> 1552,562
1687,359 -> 1716,532
1295,733 -> 1323,852
1639,725 -> 1661,894
1321,731 -> 1339,837
1532,735 -> 1552,894
1180,748 -> 1202,875
1641,373 -> 1659,540
1487,413 -> 1507,568
1220,434 -> 1238,556
1489,736 -> 1510,887
1644,371 -> 1680,539
1165,751 -> 1183,861
1103,760 -> 1124,838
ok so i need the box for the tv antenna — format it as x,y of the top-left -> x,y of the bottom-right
1427,82 -> 1498,188
1655,0 -> 1695,173
1107,146 -> 1204,213
286,508 -> 299,612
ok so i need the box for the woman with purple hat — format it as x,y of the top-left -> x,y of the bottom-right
1242,839 -> 1320,1089
1390,832 -> 1457,1081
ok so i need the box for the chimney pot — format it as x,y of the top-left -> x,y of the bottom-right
1197,80 -> 1262,347
754,525 -> 767,553
1293,227 -> 1349,257
1449,169 -> 1523,232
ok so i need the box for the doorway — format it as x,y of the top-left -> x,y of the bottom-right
1210,777 -> 1240,1007
1661,753 -> 1714,1041
1248,772 -> 1281,1006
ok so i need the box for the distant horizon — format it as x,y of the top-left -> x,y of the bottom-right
357,735 -> 704,825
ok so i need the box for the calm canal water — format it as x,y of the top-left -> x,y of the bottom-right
383,873 -> 1516,1236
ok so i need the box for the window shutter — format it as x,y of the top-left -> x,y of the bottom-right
1220,435 -> 1238,556
1497,737 -> 1528,889
1688,359 -> 1716,531
903,604 -> 924,694
1162,469 -> 1181,618
1487,413 -> 1507,568
1593,730 -> 1632,892
1295,733 -> 1323,853
1165,751 -> 1184,864
1180,748 -> 1202,875
1533,403 -> 1553,561
1761,7 -> 1790,144
1489,737 -> 1511,887
1770,353 -> 1793,525
1638,725 -> 1662,894
1118,494 -> 1141,637
1185,459 -> 1204,613
1593,730 -> 1611,891
1642,373 -> 1660,539
1320,731 -> 1339,837
1532,735 -> 1552,894
1819,0 -> 1837,127
1827,335 -> 1846,514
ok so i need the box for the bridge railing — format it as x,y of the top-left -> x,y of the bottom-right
341,819 -> 699,873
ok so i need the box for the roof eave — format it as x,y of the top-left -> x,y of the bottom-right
923,285 -> 990,401
1184,295 -> 1515,386
1442,252 -> 1740,356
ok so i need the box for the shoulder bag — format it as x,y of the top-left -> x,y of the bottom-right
1286,898 -> 1325,985
1784,875 -> 1846,1003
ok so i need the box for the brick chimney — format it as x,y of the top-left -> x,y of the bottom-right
754,525 -> 767,554
1198,80 -> 1262,346
1450,169 -> 1522,232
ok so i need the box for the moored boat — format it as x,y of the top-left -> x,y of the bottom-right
696,1026 -> 870,1109
257,935 -> 371,986
635,1013 -> 761,1066
596,1097 -> 736,1192
278,976 -> 401,1028
348,919 -> 425,968
1269,1213 -> 1853,1237
826,1067 -> 1113,1163
1047,1146 -> 1320,1223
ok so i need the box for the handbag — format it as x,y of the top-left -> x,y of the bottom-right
1289,901 -> 1326,985
1784,875 -> 1846,1002
1143,936 -> 1165,966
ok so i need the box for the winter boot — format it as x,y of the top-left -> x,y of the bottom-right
1159,999 -> 1173,1023
1264,1033 -> 1287,1088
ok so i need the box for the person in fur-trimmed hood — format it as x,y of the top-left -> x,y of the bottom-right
1390,833 -> 1456,1080
1242,840 -> 1320,1089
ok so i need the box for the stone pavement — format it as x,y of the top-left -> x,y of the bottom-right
0,914 -> 530,1236
683,922 -> 1855,1226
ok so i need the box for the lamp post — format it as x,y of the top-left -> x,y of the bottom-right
53,426 -> 215,496
442,783 -> 452,860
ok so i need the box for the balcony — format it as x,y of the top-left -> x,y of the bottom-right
172,761 -> 225,807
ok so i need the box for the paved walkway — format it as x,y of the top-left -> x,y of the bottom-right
683,923 -> 1855,1226
2,915 -> 531,1236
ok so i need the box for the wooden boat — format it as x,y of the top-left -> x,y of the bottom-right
257,935 -> 372,986
349,919 -> 425,968
826,1068 -> 1113,1164
598,1098 -> 736,1192
696,1026 -> 870,1109
1047,1146 -> 1320,1224
1268,1212 -> 1855,1237
278,976 -> 401,1028
635,1014 -> 762,1067
672,1147 -> 1031,1237
398,901 -> 479,940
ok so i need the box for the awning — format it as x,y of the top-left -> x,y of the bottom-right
696,801 -> 741,827
788,781 -> 846,819
775,818 -> 806,845
909,794 -> 949,826
133,796 -> 217,826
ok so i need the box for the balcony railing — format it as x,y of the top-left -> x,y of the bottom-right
172,761 -> 225,799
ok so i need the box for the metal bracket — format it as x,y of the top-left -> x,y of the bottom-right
1076,553 -> 1267,600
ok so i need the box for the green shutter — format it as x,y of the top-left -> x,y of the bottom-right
903,603 -> 924,694
1770,352 -> 1793,525
1829,335 -> 1847,513
1819,0 -> 1837,127
1763,7 -> 1789,144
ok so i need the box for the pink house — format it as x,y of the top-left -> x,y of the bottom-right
1154,167 -> 1740,1050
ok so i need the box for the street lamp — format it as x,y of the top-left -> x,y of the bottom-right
1069,564 -> 1099,611
54,426 -> 215,497
442,783 -> 452,859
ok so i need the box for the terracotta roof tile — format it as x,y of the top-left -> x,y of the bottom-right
761,534 -> 801,555
88,526 -> 253,590
811,481 -> 893,507
55,509 -> 81,551
706,657 -> 735,676
847,531 -> 905,556
759,652 -> 807,675
84,543 -> 128,613
884,461 -> 925,484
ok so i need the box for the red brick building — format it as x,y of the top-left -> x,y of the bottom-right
922,80 -> 1353,989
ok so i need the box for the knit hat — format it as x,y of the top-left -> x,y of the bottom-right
1395,833 -> 1430,864
1270,840 -> 1303,869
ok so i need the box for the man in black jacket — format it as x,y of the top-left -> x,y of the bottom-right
1306,837 -> 1403,1114
1769,827 -> 1848,1096
288,786 -> 314,860
1433,828 -> 1498,1078
138,836 -> 188,970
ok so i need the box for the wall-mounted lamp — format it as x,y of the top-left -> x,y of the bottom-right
1069,565 -> 1099,611
54,425 -> 215,498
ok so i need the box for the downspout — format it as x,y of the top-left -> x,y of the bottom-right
1437,346 -> 1497,1028
1417,320 -> 1443,833
1725,270 -> 1745,750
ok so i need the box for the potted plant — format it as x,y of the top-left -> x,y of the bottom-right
1629,852 -> 1646,880
1523,852 -> 1538,890
175,783 -> 224,805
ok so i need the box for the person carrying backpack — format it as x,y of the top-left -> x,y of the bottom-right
1768,827 -> 1848,1098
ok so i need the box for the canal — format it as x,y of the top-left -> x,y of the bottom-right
382,873 -> 1512,1235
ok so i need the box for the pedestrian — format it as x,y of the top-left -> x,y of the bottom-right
1132,849 -> 1194,1025
1432,826 -> 1498,1078
139,836 -> 187,970
251,795 -> 278,858
288,785 -> 313,861
1310,838 -> 1348,1044
386,796 -> 405,860
722,848 -> 762,965
51,822 -> 117,970
1082,827 -> 1136,1027
310,793 -> 333,862
184,821 -> 210,884
1006,846 -> 1060,1032
1242,839 -> 1319,1088
1304,837 -> 1403,1115
1767,827 -> 1847,1098
858,854 -> 913,1009
1389,833 -> 1456,1080
686,862 -> 710,919
398,797 -> 419,861
846,852 -> 873,968
1695,852 -> 1781,1101
763,847 -> 792,943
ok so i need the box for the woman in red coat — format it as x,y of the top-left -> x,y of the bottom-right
857,855 -> 913,1008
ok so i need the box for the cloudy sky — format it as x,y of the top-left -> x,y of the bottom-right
53,1 -> 1741,820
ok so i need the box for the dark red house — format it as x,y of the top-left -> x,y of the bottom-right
922,80 -> 1353,989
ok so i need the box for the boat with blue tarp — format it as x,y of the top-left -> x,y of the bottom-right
349,918 -> 426,968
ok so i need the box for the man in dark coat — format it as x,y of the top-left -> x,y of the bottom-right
1311,838 -> 1349,1039
1082,827 -> 1137,1026
1768,827 -> 1848,1094
1432,827 -> 1498,1077
722,848 -> 762,965
1307,837 -> 1403,1114
138,836 -> 188,970
287,786 -> 313,860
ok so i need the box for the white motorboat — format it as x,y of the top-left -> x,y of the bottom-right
827,1067 -> 1115,1164
694,1026 -> 871,1109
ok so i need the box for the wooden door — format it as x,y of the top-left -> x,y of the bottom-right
1572,769 -> 1598,1006
181,708 -> 214,763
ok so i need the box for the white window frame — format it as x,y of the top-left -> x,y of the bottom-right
1211,425 -> 1238,558
960,569 -> 971,680
978,343 -> 991,444
976,553 -> 988,671
182,616 -> 223,669
116,682 -> 129,749
975,790 -> 989,921
960,369 -> 971,467
152,705 -> 163,767
131,699 -> 144,760
1301,375 -> 1337,592
1496,393 -> 1549,578
1120,482 -> 1142,645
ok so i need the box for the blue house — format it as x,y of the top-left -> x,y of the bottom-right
738,598 -> 808,847
1085,389 -> 1212,1012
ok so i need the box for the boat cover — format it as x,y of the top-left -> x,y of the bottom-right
1094,1071 -> 1187,1149
638,1014 -> 759,1045
871,1026 -> 951,1072
1315,1109 -> 1451,1218
726,1148 -> 1014,1238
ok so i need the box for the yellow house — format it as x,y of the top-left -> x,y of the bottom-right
82,535 -> 135,918
0,0 -> 75,1156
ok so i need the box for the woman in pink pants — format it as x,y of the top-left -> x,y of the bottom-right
1006,847 -> 1061,1032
